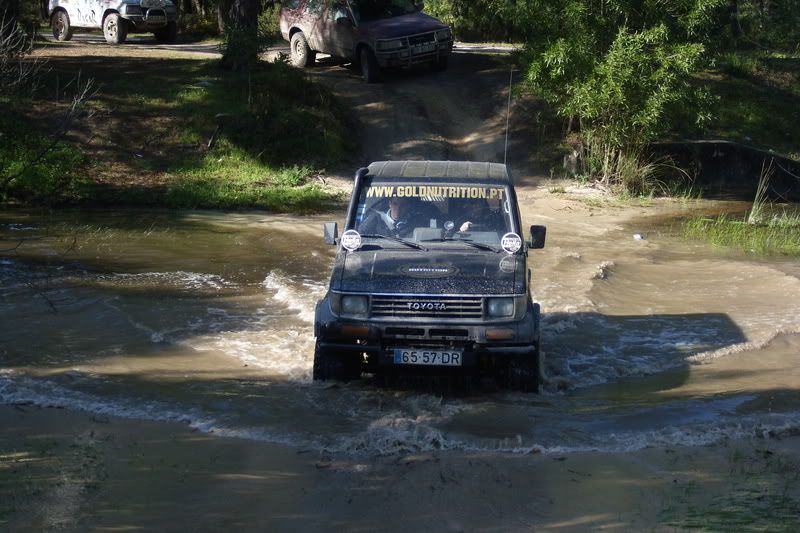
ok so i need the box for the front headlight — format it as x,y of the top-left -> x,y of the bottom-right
376,39 -> 404,50
341,295 -> 369,317
435,28 -> 451,41
486,297 -> 514,318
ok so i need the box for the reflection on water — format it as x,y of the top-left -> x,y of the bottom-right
1,207 -> 800,456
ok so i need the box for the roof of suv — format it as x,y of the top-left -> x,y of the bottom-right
366,161 -> 511,183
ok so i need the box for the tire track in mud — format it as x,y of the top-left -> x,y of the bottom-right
309,51 -> 526,172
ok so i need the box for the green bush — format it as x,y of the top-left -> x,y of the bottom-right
0,112 -> 89,203
424,0 -> 523,41
517,0 -> 726,191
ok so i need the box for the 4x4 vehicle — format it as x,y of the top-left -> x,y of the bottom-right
314,161 -> 547,391
280,0 -> 453,82
48,0 -> 178,45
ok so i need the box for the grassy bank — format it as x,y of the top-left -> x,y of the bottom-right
1,50 -> 353,211
684,211 -> 800,256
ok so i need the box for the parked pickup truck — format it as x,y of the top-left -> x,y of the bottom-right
314,161 -> 548,391
48,0 -> 178,45
280,0 -> 453,82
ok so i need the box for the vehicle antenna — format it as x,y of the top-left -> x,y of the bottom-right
503,67 -> 513,166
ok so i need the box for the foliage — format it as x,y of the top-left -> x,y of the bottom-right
168,60 -> 353,168
0,15 -> 45,97
0,0 -> 41,37
519,1 -> 726,147
0,110 -> 89,203
3,51 -> 350,209
747,159 -> 773,223
219,2 -> 281,69
180,11 -> 221,38
165,151 -> 339,211
424,0 -> 524,41
219,0 -> 272,70
511,0 -> 727,190
727,0 -> 800,51
684,212 -> 800,256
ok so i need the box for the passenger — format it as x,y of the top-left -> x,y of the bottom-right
455,198 -> 503,233
358,196 -> 420,238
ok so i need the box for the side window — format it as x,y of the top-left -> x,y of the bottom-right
305,0 -> 325,16
331,1 -> 349,21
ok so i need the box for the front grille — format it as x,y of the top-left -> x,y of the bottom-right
385,327 -> 425,336
429,328 -> 468,337
408,33 -> 435,47
371,295 -> 482,319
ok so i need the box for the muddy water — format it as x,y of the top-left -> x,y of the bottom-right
2,203 -> 800,456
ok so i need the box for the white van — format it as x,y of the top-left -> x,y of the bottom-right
48,0 -> 178,45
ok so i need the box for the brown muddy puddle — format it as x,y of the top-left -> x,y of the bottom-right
1,203 -> 799,455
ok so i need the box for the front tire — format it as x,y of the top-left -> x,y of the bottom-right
360,46 -> 380,83
103,13 -> 128,45
506,348 -> 543,393
290,32 -> 315,67
154,21 -> 177,44
313,342 -> 361,382
51,10 -> 73,42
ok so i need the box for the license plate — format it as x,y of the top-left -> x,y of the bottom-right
412,44 -> 435,55
393,348 -> 462,366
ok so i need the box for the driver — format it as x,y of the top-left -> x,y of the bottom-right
358,196 -> 419,238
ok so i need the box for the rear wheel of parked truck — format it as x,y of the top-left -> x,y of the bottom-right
103,13 -> 128,45
51,10 -> 73,42
154,21 -> 177,43
312,342 -> 361,382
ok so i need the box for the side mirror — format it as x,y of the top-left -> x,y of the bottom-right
336,15 -> 352,26
415,1 -> 425,11
323,222 -> 338,245
528,225 -> 546,249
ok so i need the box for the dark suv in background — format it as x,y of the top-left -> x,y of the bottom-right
280,0 -> 453,82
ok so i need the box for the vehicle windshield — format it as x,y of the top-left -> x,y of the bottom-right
351,179 -> 516,248
349,0 -> 418,22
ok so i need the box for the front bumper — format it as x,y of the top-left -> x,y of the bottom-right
315,298 -> 540,371
374,40 -> 453,68
124,9 -> 176,29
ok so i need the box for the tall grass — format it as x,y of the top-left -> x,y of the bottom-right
684,213 -> 800,255
578,133 -> 691,196
746,159 -> 774,224
684,158 -> 800,255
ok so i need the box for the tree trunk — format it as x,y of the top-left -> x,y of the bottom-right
219,0 -> 261,70
192,0 -> 204,17
729,0 -> 741,41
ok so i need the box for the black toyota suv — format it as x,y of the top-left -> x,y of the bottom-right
314,161 -> 547,391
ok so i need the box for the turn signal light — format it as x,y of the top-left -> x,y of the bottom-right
486,328 -> 514,340
341,324 -> 369,337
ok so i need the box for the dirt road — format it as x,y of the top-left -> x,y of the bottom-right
36,35 -> 546,187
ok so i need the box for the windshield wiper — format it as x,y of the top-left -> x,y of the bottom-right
420,237 -> 501,253
359,234 -> 427,250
